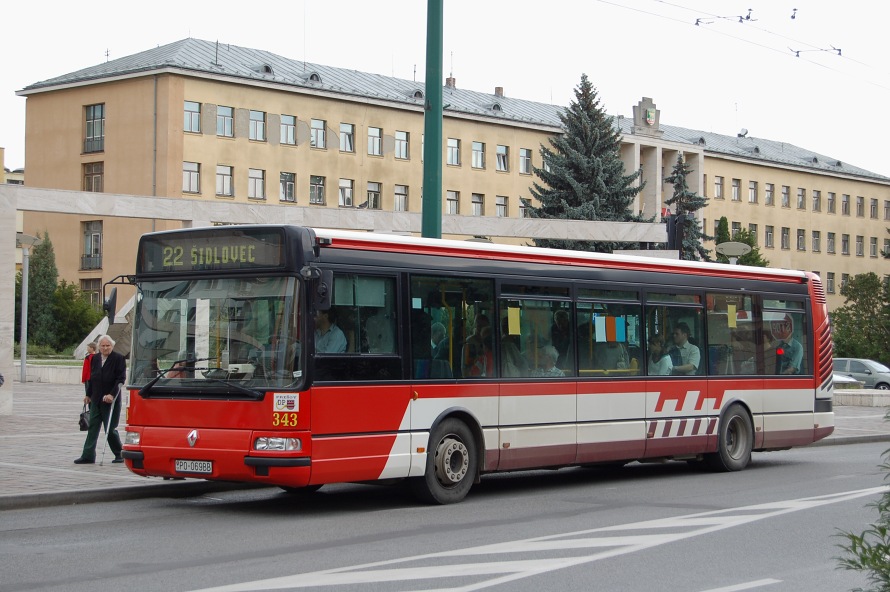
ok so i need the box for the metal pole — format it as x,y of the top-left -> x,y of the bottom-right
421,0 -> 443,239
19,246 -> 29,383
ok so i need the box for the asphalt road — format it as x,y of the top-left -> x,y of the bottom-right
1,441 -> 886,592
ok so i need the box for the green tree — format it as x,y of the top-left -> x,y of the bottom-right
830,272 -> 890,365
663,154 -> 712,261
27,232 -> 59,347
837,415 -> 890,590
528,74 -> 645,252
52,280 -> 104,351
711,218 -> 769,267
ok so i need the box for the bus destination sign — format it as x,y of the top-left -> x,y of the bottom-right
139,228 -> 285,273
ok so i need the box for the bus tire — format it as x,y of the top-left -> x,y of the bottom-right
705,404 -> 753,472
411,418 -> 477,505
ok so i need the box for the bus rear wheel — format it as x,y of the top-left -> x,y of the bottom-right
411,418 -> 477,504
705,404 -> 753,472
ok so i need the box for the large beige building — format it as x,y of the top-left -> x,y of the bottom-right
16,38 -> 890,312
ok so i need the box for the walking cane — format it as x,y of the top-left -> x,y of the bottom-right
99,384 -> 122,466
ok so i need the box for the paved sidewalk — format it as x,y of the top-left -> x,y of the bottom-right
0,382 -> 887,511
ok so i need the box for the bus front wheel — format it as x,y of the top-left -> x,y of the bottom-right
705,404 -> 753,472
411,418 -> 477,504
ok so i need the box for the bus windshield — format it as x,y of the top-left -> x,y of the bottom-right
130,276 -> 302,392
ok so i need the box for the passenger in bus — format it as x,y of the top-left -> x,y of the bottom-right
669,322 -> 701,375
431,322 -> 449,360
550,310 -> 571,367
467,326 -> 494,377
500,316 -> 528,377
593,341 -> 630,370
462,314 -> 491,376
647,334 -> 673,375
770,314 -> 803,375
532,345 -> 565,377
315,307 -> 347,353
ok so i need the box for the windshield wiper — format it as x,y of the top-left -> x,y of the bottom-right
201,377 -> 264,399
138,357 -> 212,396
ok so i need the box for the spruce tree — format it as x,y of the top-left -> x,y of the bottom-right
663,154 -> 712,261
528,74 -> 644,252
28,232 -> 59,347
713,217 -> 769,267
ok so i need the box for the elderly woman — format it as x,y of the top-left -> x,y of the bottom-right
533,345 -> 565,378
75,335 -> 126,465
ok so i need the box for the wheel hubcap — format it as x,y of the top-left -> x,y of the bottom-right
435,437 -> 469,486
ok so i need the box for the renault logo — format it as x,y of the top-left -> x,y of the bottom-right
187,429 -> 199,447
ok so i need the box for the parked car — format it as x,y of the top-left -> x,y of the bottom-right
833,358 -> 890,390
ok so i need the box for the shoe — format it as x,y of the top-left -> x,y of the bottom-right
112,457 -> 124,464
73,457 -> 95,464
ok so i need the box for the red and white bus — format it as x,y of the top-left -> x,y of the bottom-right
121,225 -> 834,503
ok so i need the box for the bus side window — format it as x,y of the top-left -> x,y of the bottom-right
706,293 -> 756,375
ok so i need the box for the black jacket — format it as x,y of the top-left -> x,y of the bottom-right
89,351 -> 127,405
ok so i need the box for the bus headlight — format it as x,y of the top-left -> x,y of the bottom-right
125,431 -> 141,446
254,437 -> 301,451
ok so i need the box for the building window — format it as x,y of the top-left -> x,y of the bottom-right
519,198 -> 529,219
885,239 -> 890,257
471,193 -> 484,216
841,234 -> 850,255
520,148 -> 532,174
339,123 -> 355,152
797,229 -> 806,251
856,196 -> 865,217
81,221 -> 102,270
216,165 -> 233,197
781,186 -> 790,208
472,141 -> 485,169
842,194 -> 850,215
812,230 -> 821,252
446,190 -> 459,214
310,176 -> 326,205
826,272 -> 835,293
765,225 -> 774,248
856,235 -> 864,257
248,169 -> 265,200
80,278 -> 102,308
885,200 -> 890,220
841,273 -> 850,290
249,110 -> 266,141
871,237 -> 878,257
797,188 -> 806,209
732,221 -> 742,237
280,115 -> 296,145
394,131 -> 409,159
83,162 -> 103,192
368,127 -> 382,156
827,232 -> 836,254
731,178 -> 741,201
714,176 -> 724,199
182,161 -> 200,193
338,178 -> 354,207
780,227 -> 790,250
447,138 -> 461,165
812,190 -> 821,211
748,181 -> 758,203
496,145 -> 509,172
184,101 -> 201,133
310,119 -> 326,149
870,198 -> 878,219
394,184 -> 408,212
496,195 -> 508,217
367,182 -> 381,210
217,106 -> 234,137
765,183 -> 774,206
827,192 -> 836,213
280,172 -> 295,202
84,104 -> 105,153
748,224 -> 758,244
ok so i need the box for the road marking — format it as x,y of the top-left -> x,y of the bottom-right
189,486 -> 887,592
697,579 -> 782,592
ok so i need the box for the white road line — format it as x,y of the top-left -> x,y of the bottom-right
697,579 -> 782,592
188,486 -> 887,592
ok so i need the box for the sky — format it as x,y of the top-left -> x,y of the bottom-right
2,0 -> 889,176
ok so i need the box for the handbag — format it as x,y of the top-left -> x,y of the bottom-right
78,404 -> 90,431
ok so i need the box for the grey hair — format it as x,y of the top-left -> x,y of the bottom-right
541,345 -> 559,362
97,335 -> 116,347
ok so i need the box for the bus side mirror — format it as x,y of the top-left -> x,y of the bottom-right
103,287 -> 118,324
315,270 -> 333,311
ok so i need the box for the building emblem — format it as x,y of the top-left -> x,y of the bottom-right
646,108 -> 656,126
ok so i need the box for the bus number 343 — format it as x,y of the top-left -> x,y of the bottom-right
272,413 -> 298,427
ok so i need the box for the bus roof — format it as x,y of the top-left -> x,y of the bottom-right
311,227 -> 809,284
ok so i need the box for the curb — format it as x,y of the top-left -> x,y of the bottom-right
0,480 -> 270,512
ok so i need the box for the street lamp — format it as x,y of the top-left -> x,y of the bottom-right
16,232 -> 42,383
716,241 -> 751,265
